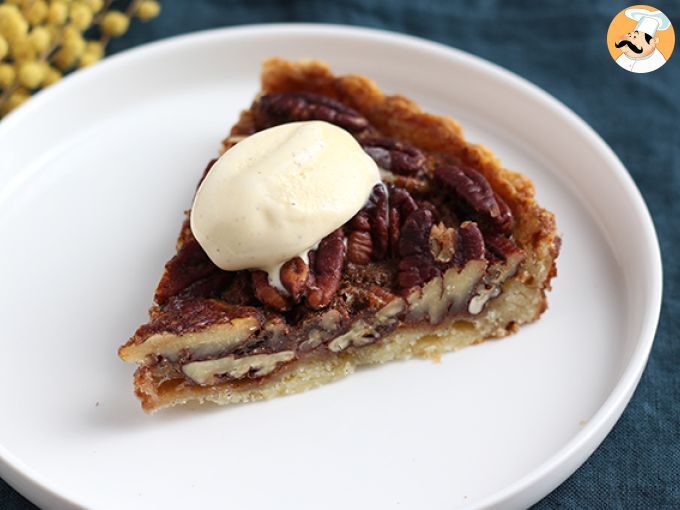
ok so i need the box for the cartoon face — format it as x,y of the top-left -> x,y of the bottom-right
615,30 -> 659,57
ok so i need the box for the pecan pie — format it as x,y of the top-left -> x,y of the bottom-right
119,58 -> 560,412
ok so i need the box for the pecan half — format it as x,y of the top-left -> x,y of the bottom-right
366,285 -> 399,309
369,183 -> 390,259
346,183 -> 389,264
279,257 -> 309,301
435,164 -> 513,232
388,185 -> 419,256
398,209 -> 441,290
360,137 -> 426,175
428,220 -> 486,268
339,279 -> 398,315
484,233 -> 521,263
306,229 -> 346,309
252,93 -> 369,132
251,271 -> 291,311
347,212 -> 372,265
452,221 -> 485,267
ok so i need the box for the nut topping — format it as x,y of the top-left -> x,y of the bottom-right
347,212 -> 372,264
251,230 -> 348,311
453,221 -> 485,267
251,271 -> 291,311
427,221 -> 485,268
388,185 -> 419,256
252,92 -> 369,132
429,222 -> 456,263
360,137 -> 426,175
435,163 -> 513,232
484,232 -> 521,263
368,183 -> 390,260
306,229 -> 346,309
398,209 -> 441,290
347,183 -> 389,264
280,257 -> 309,300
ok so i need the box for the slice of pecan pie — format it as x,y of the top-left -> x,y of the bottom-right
119,58 -> 560,412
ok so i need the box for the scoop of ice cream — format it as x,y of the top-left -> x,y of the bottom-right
190,120 -> 380,275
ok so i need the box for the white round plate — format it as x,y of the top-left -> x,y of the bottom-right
0,24 -> 662,510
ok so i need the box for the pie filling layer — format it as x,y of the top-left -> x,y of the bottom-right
120,91 -> 529,392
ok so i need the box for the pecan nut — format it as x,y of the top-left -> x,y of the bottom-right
360,137 -> 426,175
452,221 -> 485,267
428,220 -> 486,269
251,271 -> 291,311
429,222 -> 456,263
483,233 -> 521,263
252,93 -> 369,132
279,257 -> 309,300
346,183 -> 389,264
347,212 -> 372,265
435,164 -> 513,232
369,183 -> 390,259
306,229 -> 346,309
365,285 -> 399,309
398,209 -> 441,290
388,185 -> 419,256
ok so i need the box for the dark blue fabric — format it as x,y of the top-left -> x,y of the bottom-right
2,1 -> 677,508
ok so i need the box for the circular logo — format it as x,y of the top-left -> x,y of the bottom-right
607,4 -> 675,73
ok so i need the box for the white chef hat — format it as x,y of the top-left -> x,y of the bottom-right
625,8 -> 671,37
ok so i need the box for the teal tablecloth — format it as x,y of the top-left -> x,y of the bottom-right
2,0 -> 677,508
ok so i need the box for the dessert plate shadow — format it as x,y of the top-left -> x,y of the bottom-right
0,24 -> 661,510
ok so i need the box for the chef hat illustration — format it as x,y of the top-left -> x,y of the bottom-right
625,8 -> 671,37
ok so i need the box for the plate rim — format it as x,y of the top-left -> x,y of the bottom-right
0,23 -> 663,510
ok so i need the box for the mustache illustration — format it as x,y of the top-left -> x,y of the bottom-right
615,39 -> 643,53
